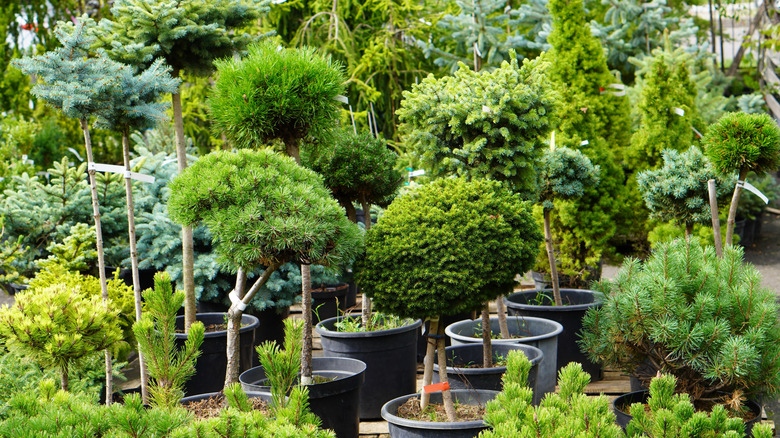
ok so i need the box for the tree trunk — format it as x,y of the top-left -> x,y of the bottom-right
708,179 -> 724,257
225,269 -> 247,385
360,195 -> 372,326
171,82 -> 196,333
300,264 -> 314,385
496,297 -> 509,339
60,364 -> 69,392
725,169 -> 749,246
685,222 -> 694,240
339,198 -> 357,223
543,209 -> 562,306
436,323 -> 456,422
283,135 -> 301,164
420,317 -> 438,410
121,131 -> 149,403
481,306 -> 492,368
80,118 -> 112,405
726,8 -> 764,76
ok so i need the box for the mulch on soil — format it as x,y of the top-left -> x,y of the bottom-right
396,395 -> 485,422
181,393 -> 272,419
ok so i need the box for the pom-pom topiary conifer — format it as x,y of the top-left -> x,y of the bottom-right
580,238 -> 780,405
167,149 -> 362,387
357,177 -> 541,420
703,112 -> 780,245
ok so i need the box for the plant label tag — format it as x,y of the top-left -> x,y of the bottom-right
67,147 -> 83,162
423,382 -> 450,393
692,126 -> 703,138
482,105 -> 491,113
88,162 -> 156,184
673,107 -> 685,116
409,169 -> 426,177
580,140 -> 589,146
550,131 -> 555,150
334,95 -> 349,104
739,180 -> 769,204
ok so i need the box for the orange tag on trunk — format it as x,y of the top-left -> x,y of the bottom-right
423,382 -> 450,393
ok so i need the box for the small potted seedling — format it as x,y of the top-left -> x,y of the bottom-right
358,177 -> 541,435
703,112 -> 780,245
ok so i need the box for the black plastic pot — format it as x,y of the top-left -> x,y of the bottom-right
344,282 -> 358,310
311,283 -> 349,324
432,343 -> 542,394
445,316 -> 561,405
240,356 -> 366,438
248,306 -> 289,367
175,312 -> 259,396
612,390 -> 762,436
381,389 -> 499,438
417,311 -> 475,362
316,316 -> 422,420
504,289 -> 604,381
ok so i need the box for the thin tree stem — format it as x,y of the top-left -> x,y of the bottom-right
300,264 -> 314,384
544,209 -> 562,306
437,323 -> 456,422
725,169 -> 748,246
420,317 -> 438,410
481,306 -> 492,368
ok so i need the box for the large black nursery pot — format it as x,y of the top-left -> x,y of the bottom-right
311,283 -> 349,324
611,390 -> 762,437
175,312 -> 259,396
248,306 -> 289,367
315,316 -> 422,420
504,288 -> 604,381
445,315 -> 562,405
381,389 -> 499,438
239,356 -> 366,438
432,343 -> 542,396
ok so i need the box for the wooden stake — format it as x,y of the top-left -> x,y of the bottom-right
725,170 -> 748,246
420,317 -> 438,410
481,307 -> 492,368
543,209 -> 562,306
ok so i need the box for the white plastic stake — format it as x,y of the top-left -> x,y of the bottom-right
550,131 -> 556,150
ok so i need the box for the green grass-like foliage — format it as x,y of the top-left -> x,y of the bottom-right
0,282 -> 123,391
256,318 -> 304,415
167,149 -> 363,271
209,40 -> 346,151
636,147 -> 728,229
538,146 -> 600,210
356,178 -> 541,320
302,129 -> 402,212
397,53 -> 556,195
704,112 -> 780,178
480,352 -> 623,437
580,238 -> 780,402
134,272 -> 205,408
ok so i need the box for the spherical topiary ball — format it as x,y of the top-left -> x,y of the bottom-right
356,178 -> 542,320
703,112 -> 780,178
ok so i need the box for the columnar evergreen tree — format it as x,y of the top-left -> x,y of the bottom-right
537,146 -> 599,305
167,150 -> 362,387
96,0 -> 272,331
11,16 -> 127,403
208,40 -> 349,384
704,112 -> 780,246
544,0 -> 633,285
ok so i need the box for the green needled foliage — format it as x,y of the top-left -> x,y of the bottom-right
167,149 -> 363,271
538,147 -> 600,211
0,283 -> 124,391
704,112 -> 780,179
209,40 -> 346,156
397,54 -> 557,196
637,147 -> 731,234
356,178 -> 541,320
134,272 -> 205,408
96,0 -> 272,75
580,238 -> 780,403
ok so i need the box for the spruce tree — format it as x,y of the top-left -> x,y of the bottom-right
544,0 -> 633,285
96,0 -> 272,331
11,15 -> 128,404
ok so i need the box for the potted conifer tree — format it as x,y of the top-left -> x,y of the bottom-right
504,145 -> 603,381
358,177 -> 541,436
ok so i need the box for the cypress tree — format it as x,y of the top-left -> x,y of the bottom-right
96,0 -> 272,330
544,0 -> 633,284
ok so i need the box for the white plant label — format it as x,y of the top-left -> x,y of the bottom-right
482,105 -> 491,113
580,140 -> 589,146
408,169 -> 426,177
672,107 -> 685,116
738,180 -> 769,204
550,131 -> 556,150
334,95 -> 349,104
88,162 -> 155,184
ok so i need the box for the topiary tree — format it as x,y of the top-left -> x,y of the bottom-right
96,0 -> 273,331
703,112 -> 780,246
302,129 -> 403,324
133,272 -> 205,408
356,178 -> 541,420
580,238 -> 780,406
167,150 -> 362,387
637,146 -> 730,238
537,146 -> 599,305
0,283 -> 124,392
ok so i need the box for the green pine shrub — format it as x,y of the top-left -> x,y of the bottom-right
357,177 -> 541,320
704,112 -> 780,180
0,282 -> 124,391
580,238 -> 780,405
133,272 -> 205,408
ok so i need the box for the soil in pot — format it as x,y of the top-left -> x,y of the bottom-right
395,396 -> 485,422
181,391 -> 271,419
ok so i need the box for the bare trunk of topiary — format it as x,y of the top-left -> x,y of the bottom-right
496,298 -> 509,339
361,195 -> 372,327
481,306 -> 493,368
543,209 -> 562,306
80,118 -> 112,405
60,364 -> 69,392
685,223 -> 694,240
225,269 -> 247,385
708,179 -> 724,257
420,317 -> 438,410
300,263 -> 314,385
339,199 -> 357,223
283,136 -> 301,165
171,86 -> 196,333
725,169 -> 749,246
121,131 -> 149,404
436,323 -> 456,422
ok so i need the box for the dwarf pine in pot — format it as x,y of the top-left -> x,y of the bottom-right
580,238 -> 780,407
